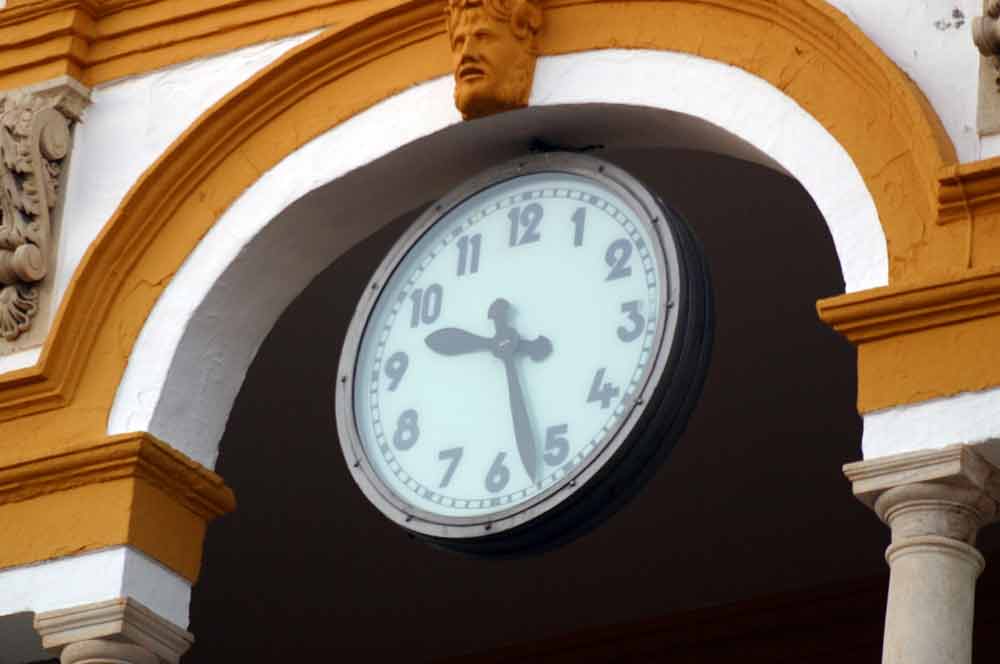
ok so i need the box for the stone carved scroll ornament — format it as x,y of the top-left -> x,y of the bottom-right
0,91 -> 80,342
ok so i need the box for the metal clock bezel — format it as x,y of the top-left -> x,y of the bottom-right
335,152 -> 700,551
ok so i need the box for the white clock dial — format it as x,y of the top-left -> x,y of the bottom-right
352,170 -> 665,520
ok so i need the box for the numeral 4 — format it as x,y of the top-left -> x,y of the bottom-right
587,368 -> 620,409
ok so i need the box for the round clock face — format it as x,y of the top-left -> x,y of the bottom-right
337,153 -> 711,552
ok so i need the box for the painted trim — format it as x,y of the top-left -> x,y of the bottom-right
938,157 -> 1000,225
819,266 -> 1000,412
0,0 -> 405,90
0,433 -> 233,580
0,432 -> 235,518
818,266 -> 1000,343
0,546 -> 191,628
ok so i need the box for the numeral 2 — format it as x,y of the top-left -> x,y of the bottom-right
605,239 -> 633,281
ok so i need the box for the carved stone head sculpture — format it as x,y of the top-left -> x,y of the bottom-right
445,0 -> 543,119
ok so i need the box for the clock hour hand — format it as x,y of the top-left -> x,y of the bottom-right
425,328 -> 493,356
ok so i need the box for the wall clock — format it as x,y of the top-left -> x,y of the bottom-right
335,152 -> 713,555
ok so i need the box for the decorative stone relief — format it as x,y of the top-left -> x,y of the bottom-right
0,81 -> 86,343
445,0 -> 543,120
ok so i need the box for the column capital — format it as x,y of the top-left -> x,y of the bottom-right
34,598 -> 193,664
844,444 -> 1000,523
60,640 -> 159,664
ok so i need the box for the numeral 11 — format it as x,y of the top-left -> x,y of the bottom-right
456,234 -> 482,276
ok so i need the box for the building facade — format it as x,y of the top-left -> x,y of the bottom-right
2,0 -> 1000,661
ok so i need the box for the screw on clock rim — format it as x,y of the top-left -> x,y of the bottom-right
335,151 -> 690,545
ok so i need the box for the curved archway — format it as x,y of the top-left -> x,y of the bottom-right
110,56 -> 877,466
0,0 -> 955,489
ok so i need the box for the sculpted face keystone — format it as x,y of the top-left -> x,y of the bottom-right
446,0 -> 542,120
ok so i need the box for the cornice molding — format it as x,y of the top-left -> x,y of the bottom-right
938,156 -> 1000,225
0,432 -> 235,519
817,266 -> 1000,343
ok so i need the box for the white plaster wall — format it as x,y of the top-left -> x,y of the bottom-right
863,385 -> 1000,460
0,546 -> 191,625
829,0 -> 990,161
107,50 -> 883,468
0,31 -> 317,375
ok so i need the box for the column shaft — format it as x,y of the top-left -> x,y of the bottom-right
882,536 -> 984,664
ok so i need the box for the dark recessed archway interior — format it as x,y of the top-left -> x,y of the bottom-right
179,118 -> 910,660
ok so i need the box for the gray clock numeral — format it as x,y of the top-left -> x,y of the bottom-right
409,283 -> 443,327
605,238 -> 633,281
393,409 -> 420,450
587,368 -> 621,409
617,301 -> 645,342
384,351 -> 409,390
508,203 -> 543,246
571,207 -> 586,247
544,424 -> 570,466
437,447 -> 464,488
485,451 -> 511,493
456,234 -> 482,276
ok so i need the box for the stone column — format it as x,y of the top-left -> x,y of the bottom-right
34,598 -> 193,664
845,445 -> 1000,664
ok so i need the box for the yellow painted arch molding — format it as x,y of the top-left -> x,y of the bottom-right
0,0 -> 958,466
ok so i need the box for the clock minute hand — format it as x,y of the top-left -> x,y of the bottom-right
488,298 -> 541,484
500,355 -> 539,483
425,328 -> 493,356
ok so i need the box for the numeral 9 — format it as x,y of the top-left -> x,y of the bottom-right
384,351 -> 409,391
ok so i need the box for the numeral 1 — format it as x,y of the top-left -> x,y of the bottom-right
571,207 -> 586,247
